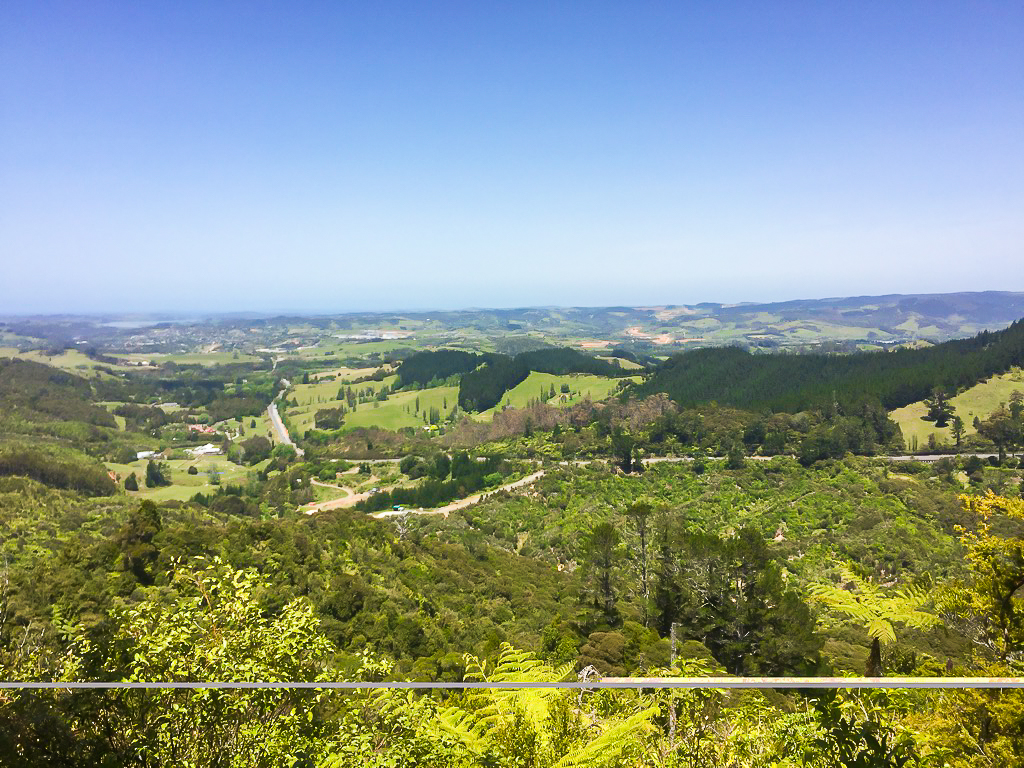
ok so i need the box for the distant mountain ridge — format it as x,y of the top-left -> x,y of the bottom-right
4,291 -> 1023,350
692,291 -> 1024,335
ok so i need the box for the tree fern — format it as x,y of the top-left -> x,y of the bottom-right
466,643 -> 573,737
808,564 -> 937,675
435,705 -> 490,755
436,643 -> 659,766
552,706 -> 659,768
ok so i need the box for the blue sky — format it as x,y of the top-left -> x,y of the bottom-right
1,2 -> 1022,313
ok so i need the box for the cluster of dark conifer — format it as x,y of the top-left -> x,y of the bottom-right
633,319 -> 1024,411
395,348 -> 630,412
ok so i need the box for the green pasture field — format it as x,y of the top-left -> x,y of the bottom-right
293,340 -> 419,360
596,356 -> 644,370
285,374 -> 458,433
120,351 -> 263,366
285,374 -> 412,432
292,375 -> 399,409
343,384 -> 460,431
309,366 -> 383,382
221,412 -> 276,442
287,371 -> 639,433
0,347 -> 138,376
890,368 -> 1024,449
105,456 -> 266,502
478,372 -> 641,418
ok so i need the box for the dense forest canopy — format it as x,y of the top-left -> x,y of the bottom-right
394,349 -> 490,388
634,318 -> 1024,412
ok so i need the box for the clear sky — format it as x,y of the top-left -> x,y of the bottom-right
2,1 -> 1022,314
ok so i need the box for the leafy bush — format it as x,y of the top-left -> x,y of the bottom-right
0,443 -> 116,496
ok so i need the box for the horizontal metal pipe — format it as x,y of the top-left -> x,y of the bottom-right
1,677 -> 1022,689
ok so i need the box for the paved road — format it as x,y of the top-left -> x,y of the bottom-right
267,401 -> 305,457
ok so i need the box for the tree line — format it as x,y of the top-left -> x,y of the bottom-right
632,318 -> 1024,412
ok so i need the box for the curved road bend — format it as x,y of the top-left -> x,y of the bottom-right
371,470 -> 547,520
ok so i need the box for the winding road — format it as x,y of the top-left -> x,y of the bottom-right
370,470 -> 547,519
300,452 -> 1002,519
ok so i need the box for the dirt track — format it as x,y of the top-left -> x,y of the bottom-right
370,470 -> 546,519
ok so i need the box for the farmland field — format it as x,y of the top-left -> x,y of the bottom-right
342,384 -> 459,431
285,379 -> 458,433
0,347 -> 139,375
283,375 -> 463,434
891,368 -> 1024,449
104,456 -> 265,501
478,372 -> 640,418
119,351 -> 263,365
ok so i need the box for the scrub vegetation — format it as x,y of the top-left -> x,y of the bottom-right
3,301 -> 1024,765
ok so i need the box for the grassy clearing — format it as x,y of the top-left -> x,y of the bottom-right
478,372 -> 640,418
343,385 -> 459,431
221,412 -> 276,442
310,366 -> 382,382
890,368 -> 1024,449
285,374 -> 459,433
0,347 -> 137,375
105,456 -> 264,502
294,340 -> 417,360
596,356 -> 644,370
120,351 -> 262,366
311,484 -> 350,503
284,371 -> 640,433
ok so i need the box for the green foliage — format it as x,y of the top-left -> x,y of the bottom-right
810,690 -> 920,768
395,349 -> 487,388
144,458 -> 170,488
654,525 -> 823,675
357,452 -> 519,512
114,500 -> 162,585
809,565 -> 937,676
240,435 -> 272,464
0,442 -> 117,495
314,407 -> 345,430
435,643 -> 657,768
923,387 -> 955,427
2,559 -> 340,767
0,358 -> 116,430
952,493 -> 1024,664
458,348 -> 627,412
634,319 -> 1024,412
459,355 -> 530,411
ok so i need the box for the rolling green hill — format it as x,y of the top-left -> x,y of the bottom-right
633,318 -> 1024,413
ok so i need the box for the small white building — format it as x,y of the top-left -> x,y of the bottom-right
186,443 -> 221,457
136,450 -> 159,460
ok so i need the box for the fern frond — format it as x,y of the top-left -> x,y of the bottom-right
436,706 -> 489,754
553,706 -> 659,768
865,617 -> 897,645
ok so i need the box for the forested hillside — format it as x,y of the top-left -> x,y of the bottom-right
460,348 -> 629,411
3,461 -> 1024,765
3,327 -> 1024,765
633,318 -> 1024,411
394,349 -> 489,388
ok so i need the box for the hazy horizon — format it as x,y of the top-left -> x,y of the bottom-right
3,288 -> 1024,321
2,3 -> 1022,313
